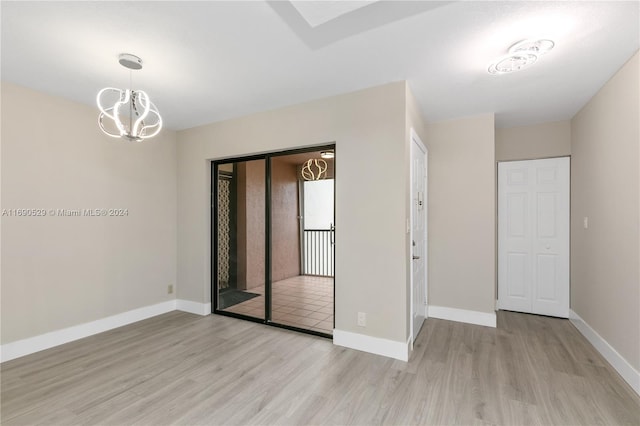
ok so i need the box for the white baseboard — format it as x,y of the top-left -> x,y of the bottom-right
569,310 -> 640,396
428,305 -> 497,328
333,329 -> 409,361
0,300 -> 177,363
176,299 -> 211,316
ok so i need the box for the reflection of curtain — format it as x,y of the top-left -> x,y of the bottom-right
218,177 -> 231,288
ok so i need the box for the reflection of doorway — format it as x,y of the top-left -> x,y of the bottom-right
217,160 -> 265,311
302,179 -> 334,277
212,145 -> 335,337
410,130 -> 427,345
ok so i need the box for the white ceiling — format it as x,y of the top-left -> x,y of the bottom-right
290,1 -> 378,27
1,1 -> 638,130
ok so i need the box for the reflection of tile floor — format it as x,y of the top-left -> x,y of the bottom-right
222,275 -> 333,334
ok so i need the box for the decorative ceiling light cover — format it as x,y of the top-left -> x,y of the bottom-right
320,150 -> 335,159
97,53 -> 162,141
510,39 -> 555,55
488,53 -> 537,74
301,159 -> 328,181
488,39 -> 554,75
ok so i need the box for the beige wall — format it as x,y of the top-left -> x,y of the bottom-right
177,82 -> 409,342
496,120 -> 571,161
426,114 -> 496,314
571,51 -> 639,371
1,82 -> 177,344
271,159 -> 300,282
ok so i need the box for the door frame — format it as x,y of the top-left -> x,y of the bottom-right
409,128 -> 428,348
211,143 -> 336,338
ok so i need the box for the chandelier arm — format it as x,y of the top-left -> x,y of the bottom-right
138,102 -> 163,139
132,91 -> 152,137
140,123 -> 162,139
129,70 -> 133,134
98,114 -> 122,138
96,88 -> 124,120
113,90 -> 131,137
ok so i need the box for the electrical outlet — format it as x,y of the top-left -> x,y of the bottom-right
168,284 -> 174,294
357,312 -> 366,327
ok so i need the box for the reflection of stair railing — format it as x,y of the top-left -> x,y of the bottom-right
303,229 -> 334,277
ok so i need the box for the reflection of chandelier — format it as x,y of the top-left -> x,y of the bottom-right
96,54 -> 162,142
302,159 -> 328,181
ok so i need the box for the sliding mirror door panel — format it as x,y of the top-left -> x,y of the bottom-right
269,152 -> 334,335
215,159 -> 265,320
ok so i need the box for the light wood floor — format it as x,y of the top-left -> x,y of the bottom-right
223,275 -> 334,334
2,311 -> 639,425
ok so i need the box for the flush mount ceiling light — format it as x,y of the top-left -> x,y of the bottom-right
509,39 -> 555,56
301,159 -> 328,181
320,150 -> 335,159
97,53 -> 162,141
488,39 -> 555,75
488,53 -> 538,74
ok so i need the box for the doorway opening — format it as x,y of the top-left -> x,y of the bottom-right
212,145 -> 335,337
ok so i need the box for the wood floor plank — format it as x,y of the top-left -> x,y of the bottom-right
2,311 -> 639,425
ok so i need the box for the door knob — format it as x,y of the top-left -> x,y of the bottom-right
412,255 -> 420,260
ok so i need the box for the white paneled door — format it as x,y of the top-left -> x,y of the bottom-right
411,130 -> 427,343
498,157 -> 570,318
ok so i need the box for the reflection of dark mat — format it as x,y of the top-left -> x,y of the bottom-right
219,289 -> 260,309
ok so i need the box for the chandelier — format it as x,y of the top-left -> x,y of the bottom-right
301,159 -> 328,181
97,53 -> 162,141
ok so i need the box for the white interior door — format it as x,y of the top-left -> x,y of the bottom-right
498,157 -> 570,318
411,131 -> 427,342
